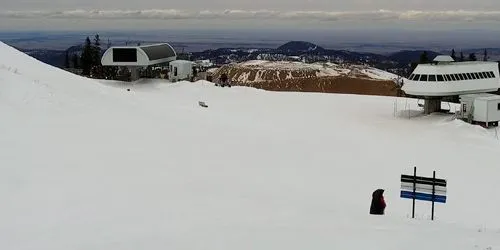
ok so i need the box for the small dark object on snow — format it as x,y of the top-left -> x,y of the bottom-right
370,189 -> 386,215
127,88 -> 130,91
198,101 -> 208,108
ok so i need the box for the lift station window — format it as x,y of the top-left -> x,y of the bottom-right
113,48 -> 137,62
437,75 -> 444,81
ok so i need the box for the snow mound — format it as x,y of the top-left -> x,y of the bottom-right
0,42 -> 96,85
1,43 -> 500,250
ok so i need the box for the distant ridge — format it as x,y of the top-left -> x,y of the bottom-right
277,41 -> 326,53
388,50 -> 441,65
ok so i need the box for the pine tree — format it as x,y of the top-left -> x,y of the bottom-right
468,53 -> 477,61
94,34 -> 101,47
451,49 -> 456,61
419,51 -> 429,63
81,36 -> 93,76
460,51 -> 465,62
72,54 -> 79,69
64,50 -> 70,68
483,49 -> 488,61
93,34 -> 102,66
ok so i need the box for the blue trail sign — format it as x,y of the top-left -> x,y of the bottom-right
400,167 -> 447,220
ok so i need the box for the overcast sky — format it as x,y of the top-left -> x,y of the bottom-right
4,0 -> 500,11
2,0 -> 500,30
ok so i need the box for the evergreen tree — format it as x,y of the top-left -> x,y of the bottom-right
419,51 -> 429,63
94,34 -> 101,47
81,36 -> 93,76
460,51 -> 465,62
451,49 -> 456,61
483,49 -> 488,61
64,50 -> 70,68
72,54 -> 79,68
468,53 -> 477,61
93,34 -> 102,66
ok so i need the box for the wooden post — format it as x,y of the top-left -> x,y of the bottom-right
412,166 -> 416,219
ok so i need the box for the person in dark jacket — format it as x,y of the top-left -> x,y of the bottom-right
370,189 -> 386,215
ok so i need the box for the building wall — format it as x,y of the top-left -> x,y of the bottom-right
485,100 -> 500,122
472,99 -> 488,122
169,62 -> 193,82
470,99 -> 500,122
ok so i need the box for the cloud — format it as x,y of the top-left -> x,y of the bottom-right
2,9 -> 500,22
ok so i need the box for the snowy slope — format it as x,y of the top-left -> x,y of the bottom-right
214,60 -> 399,83
1,42 -> 500,250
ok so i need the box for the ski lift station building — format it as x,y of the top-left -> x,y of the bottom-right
402,55 -> 500,98
101,43 -> 177,80
401,55 -> 500,122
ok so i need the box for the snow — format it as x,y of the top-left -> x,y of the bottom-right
206,67 -> 219,73
362,67 -> 400,80
232,60 -> 397,81
1,41 -> 500,249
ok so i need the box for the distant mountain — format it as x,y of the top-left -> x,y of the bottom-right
22,49 -> 67,68
277,41 -> 326,54
11,39 -> 475,77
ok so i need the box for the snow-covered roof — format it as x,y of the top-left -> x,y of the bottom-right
433,55 -> 454,62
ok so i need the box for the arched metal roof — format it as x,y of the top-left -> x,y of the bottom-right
101,43 -> 177,67
140,43 -> 177,61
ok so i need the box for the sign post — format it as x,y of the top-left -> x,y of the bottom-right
400,167 -> 447,220
412,166 -> 416,219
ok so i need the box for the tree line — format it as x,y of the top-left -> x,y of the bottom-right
64,34 -> 118,79
419,49 -> 489,64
